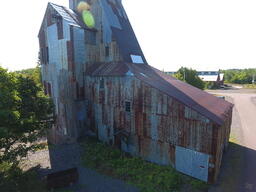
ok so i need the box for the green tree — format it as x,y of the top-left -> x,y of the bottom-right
174,67 -> 205,90
0,66 -> 53,165
15,66 -> 41,86
222,68 -> 256,84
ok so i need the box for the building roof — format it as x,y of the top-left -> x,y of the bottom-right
198,74 -> 224,82
38,2 -> 96,36
85,62 -> 233,125
50,3 -> 81,27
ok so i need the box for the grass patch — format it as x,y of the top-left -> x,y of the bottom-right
81,137 -> 208,192
189,179 -> 208,191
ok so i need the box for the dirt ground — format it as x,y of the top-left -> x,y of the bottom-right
208,88 -> 256,192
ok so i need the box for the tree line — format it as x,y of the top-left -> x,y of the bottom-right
221,68 -> 256,84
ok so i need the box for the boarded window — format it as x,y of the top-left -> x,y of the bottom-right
85,30 -> 96,45
125,101 -> 131,112
156,94 -> 168,115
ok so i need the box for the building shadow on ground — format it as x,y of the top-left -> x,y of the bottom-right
210,142 -> 256,192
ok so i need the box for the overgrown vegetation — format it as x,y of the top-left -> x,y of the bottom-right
173,67 -> 205,90
81,137 -> 208,192
222,68 -> 256,84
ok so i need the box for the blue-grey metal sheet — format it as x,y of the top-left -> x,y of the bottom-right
175,146 -> 209,182
100,0 -> 122,29
50,3 -> 81,27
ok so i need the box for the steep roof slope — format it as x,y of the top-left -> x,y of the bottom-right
85,62 -> 233,126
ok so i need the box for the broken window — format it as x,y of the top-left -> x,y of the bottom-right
125,101 -> 131,112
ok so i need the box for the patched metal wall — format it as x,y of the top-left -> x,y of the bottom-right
39,5 -> 87,142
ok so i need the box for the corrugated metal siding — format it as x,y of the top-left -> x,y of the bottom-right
84,76 -> 216,165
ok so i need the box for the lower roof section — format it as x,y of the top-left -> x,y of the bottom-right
85,62 -> 233,125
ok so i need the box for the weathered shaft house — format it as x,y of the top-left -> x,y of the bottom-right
38,0 -> 233,183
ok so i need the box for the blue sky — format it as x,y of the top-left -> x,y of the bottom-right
0,0 -> 256,71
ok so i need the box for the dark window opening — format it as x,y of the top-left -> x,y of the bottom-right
105,46 -> 110,57
57,18 -> 63,40
100,79 -> 104,89
125,101 -> 131,112
107,127 -> 110,137
80,87 -> 85,99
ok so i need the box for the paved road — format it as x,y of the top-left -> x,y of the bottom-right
209,89 -> 256,192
